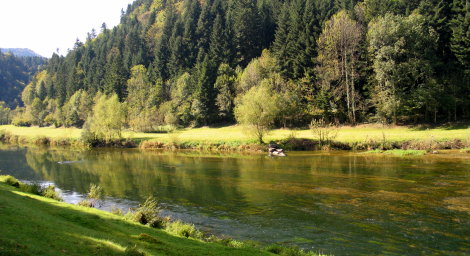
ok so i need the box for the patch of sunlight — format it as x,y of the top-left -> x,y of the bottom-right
67,233 -> 126,252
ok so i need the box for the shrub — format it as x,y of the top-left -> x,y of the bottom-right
129,196 -> 167,228
235,84 -> 280,144
84,93 -> 125,144
0,130 -> 11,142
19,182 -> 42,195
309,119 -> 338,148
33,136 -> 50,146
111,207 -> 124,216
0,175 -> 20,188
41,185 -> 62,201
165,220 -> 202,239
88,184 -> 104,201
78,199 -> 93,208
11,116 -> 31,127
78,184 -> 105,208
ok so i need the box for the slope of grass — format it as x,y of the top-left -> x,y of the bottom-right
0,180 -> 272,256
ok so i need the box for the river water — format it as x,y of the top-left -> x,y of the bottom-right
0,146 -> 469,255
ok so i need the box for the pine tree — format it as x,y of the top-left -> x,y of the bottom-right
450,0 -> 470,73
229,0 -> 263,67
181,0 -> 201,69
193,55 -> 217,125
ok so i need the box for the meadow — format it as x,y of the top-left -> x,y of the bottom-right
1,124 -> 469,150
1,124 -> 469,142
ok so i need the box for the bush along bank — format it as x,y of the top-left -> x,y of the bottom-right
0,175 -> 328,256
0,129 -> 137,149
140,136 -> 470,153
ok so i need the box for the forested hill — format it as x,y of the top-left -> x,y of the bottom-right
0,50 -> 47,108
0,48 -> 43,58
18,0 -> 469,130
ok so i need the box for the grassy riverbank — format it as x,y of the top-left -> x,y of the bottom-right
0,176 -> 293,256
1,124 -> 469,151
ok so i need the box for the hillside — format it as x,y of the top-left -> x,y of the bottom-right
14,0 -> 470,131
0,50 -> 47,108
0,48 -> 43,58
0,179 -> 271,256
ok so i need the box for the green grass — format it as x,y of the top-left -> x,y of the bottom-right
0,175 -> 328,256
365,149 -> 427,156
1,124 -> 469,150
0,178 -> 272,256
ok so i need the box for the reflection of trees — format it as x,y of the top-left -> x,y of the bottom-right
25,149 -> 253,210
23,148 -> 470,255
25,149 -> 455,210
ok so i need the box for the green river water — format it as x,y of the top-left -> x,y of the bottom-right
0,146 -> 469,255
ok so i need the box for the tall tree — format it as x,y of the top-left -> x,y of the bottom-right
368,13 -> 439,123
450,0 -> 470,73
229,0 -> 263,67
316,10 -> 363,123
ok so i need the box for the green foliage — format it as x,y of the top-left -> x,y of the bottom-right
366,149 -> 427,156
18,182 -> 42,195
82,94 -> 126,144
235,84 -> 280,144
41,185 -> 63,201
214,64 -> 237,122
368,13 -> 439,124
0,177 -> 272,256
80,183 -> 105,207
450,0 -> 470,73
127,65 -> 160,132
309,119 -> 339,147
165,220 -> 203,239
0,175 -> 20,187
0,50 -> 46,108
316,10 -> 362,123
10,0 -> 470,131
128,196 -> 166,228
0,101 -> 11,125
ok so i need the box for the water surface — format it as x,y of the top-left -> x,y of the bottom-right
0,146 -> 469,255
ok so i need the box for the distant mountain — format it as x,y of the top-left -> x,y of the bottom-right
0,48 -> 43,58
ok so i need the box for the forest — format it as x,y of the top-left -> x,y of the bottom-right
6,0 -> 469,136
0,50 -> 46,124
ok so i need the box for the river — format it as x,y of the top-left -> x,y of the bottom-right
0,145 -> 469,255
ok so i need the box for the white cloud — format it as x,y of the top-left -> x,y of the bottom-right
0,0 -> 135,57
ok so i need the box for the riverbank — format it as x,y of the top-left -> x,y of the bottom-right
0,175 -> 319,256
1,124 -> 469,151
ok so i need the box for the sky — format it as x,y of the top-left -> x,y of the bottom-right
0,0 -> 135,58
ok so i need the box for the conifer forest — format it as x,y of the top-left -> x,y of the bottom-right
6,0 -> 470,131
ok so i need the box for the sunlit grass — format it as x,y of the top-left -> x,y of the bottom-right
0,180 -> 272,256
365,149 -> 427,156
1,124 -> 469,144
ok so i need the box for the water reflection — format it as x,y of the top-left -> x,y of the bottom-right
1,146 -> 469,255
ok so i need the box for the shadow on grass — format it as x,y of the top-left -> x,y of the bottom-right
0,184 -> 267,256
409,122 -> 470,131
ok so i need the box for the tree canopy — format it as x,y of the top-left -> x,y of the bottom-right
10,0 -> 469,131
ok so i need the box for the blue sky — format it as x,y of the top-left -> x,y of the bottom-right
0,0 -> 135,57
